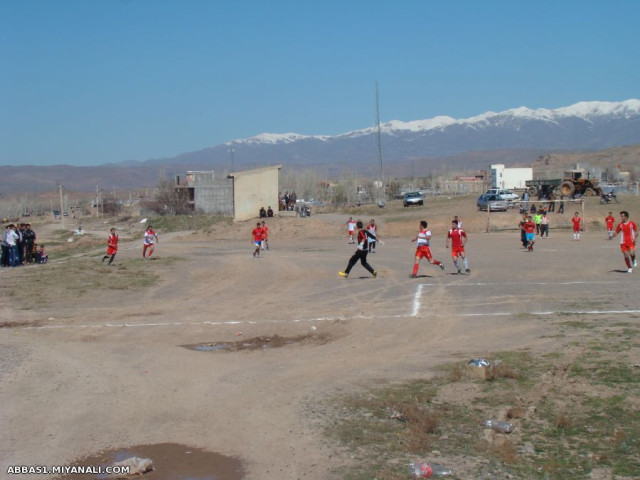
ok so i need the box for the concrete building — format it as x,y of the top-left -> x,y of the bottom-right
490,164 -> 533,189
176,165 -> 281,221
229,165 -> 282,221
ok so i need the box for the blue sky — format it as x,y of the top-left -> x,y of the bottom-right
2,0 -> 639,166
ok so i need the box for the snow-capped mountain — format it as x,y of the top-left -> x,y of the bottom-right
228,99 -> 640,145
160,99 -> 639,172
3,100 -> 638,195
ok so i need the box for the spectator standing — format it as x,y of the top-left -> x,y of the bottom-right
22,223 -> 36,264
5,224 -> 19,267
534,211 -> 543,235
1,225 -> 10,267
540,212 -> 550,238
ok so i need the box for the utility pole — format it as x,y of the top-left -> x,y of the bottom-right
375,81 -> 384,206
58,184 -> 65,228
229,147 -> 235,173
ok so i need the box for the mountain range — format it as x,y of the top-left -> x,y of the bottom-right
2,99 -> 639,195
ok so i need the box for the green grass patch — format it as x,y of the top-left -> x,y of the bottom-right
323,332 -> 640,479
2,256 -> 171,309
146,214 -> 231,233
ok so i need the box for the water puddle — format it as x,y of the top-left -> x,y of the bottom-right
53,443 -> 243,480
182,333 -> 332,352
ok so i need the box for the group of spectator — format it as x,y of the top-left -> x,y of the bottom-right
1,223 -> 47,267
521,191 -> 565,214
259,206 -> 274,218
279,191 -> 297,211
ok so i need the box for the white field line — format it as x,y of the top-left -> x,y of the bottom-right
11,280 -> 639,331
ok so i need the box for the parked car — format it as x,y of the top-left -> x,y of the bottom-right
403,191 -> 423,207
485,188 -> 519,202
477,193 -> 508,211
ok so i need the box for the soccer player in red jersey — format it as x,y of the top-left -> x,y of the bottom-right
252,222 -> 263,258
571,212 -> 582,240
409,220 -> 445,278
523,216 -> 536,252
260,220 -> 269,250
446,220 -> 470,273
339,221 -> 377,278
605,212 -> 616,240
102,228 -> 118,265
143,226 -> 158,259
615,211 -> 638,273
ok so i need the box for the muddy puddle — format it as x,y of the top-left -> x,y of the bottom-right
182,332 -> 332,352
53,443 -> 243,480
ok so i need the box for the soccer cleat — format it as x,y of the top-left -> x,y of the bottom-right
439,263 -> 445,271
457,269 -> 462,275
409,274 -> 417,278
372,270 -> 377,278
627,268 -> 633,273
338,271 -> 348,278
465,268 -> 471,273
634,259 -> 638,267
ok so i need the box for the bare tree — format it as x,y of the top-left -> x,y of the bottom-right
101,194 -> 122,216
146,178 -> 190,215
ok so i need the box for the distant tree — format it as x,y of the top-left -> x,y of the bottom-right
146,178 -> 190,215
101,194 -> 122,216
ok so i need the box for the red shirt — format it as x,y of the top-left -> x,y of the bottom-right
605,215 -> 615,230
571,216 -> 581,231
252,227 -> 263,242
524,221 -> 535,234
261,225 -> 269,239
106,233 -> 118,254
447,228 -> 467,248
616,221 -> 637,245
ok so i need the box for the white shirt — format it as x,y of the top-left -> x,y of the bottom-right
417,229 -> 431,246
5,230 -> 18,247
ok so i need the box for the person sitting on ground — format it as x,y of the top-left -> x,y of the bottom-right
259,206 -> 267,218
267,206 -> 274,217
37,244 -> 48,263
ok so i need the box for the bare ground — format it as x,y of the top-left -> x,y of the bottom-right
1,196 -> 639,479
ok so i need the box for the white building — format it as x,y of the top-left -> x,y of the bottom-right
490,164 -> 533,189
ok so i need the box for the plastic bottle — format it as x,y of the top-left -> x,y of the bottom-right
407,462 -> 452,478
483,419 -> 514,433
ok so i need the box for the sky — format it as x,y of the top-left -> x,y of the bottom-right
2,0 -> 639,167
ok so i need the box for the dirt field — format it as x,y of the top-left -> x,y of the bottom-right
1,195 -> 639,479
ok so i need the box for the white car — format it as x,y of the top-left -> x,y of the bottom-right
485,189 -> 519,202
